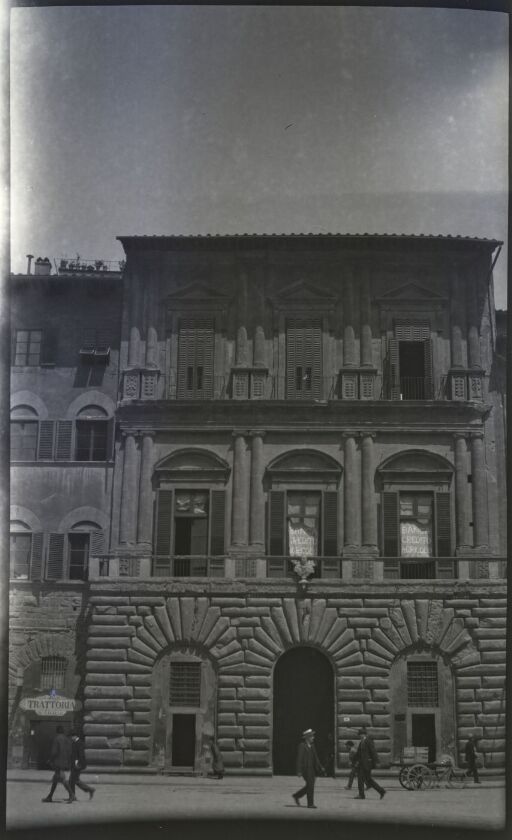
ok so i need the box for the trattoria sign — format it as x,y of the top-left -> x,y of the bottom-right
20,695 -> 82,716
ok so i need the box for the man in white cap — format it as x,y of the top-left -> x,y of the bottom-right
292,728 -> 325,809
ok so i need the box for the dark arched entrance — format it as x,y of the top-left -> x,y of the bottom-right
272,646 -> 334,775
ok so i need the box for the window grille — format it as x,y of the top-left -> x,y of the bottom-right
169,662 -> 201,706
41,656 -> 67,690
407,661 -> 438,706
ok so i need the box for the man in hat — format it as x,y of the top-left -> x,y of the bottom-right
292,728 -> 325,809
69,730 -> 95,801
42,725 -> 75,803
353,728 -> 386,800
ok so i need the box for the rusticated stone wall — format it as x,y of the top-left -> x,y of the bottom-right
83,581 -> 506,773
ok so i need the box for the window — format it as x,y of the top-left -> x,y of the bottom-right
14,329 -> 42,366
10,532 -> 31,579
169,662 -> 201,705
174,491 -> 209,558
79,328 -> 110,364
41,656 -> 67,691
11,420 -> 38,460
286,320 -> 322,399
75,420 -> 108,461
407,662 -> 439,707
287,491 -> 321,557
177,320 -> 214,399
68,533 -> 89,580
399,493 -> 433,557
388,322 -> 433,400
154,487 -> 226,568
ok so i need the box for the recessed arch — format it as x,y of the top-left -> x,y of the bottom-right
65,391 -> 115,419
154,448 -> 231,483
10,506 -> 43,533
59,506 -> 110,533
10,390 -> 48,419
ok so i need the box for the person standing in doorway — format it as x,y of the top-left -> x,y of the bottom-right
353,728 -> 386,800
42,725 -> 75,803
69,731 -> 96,801
464,734 -> 481,784
292,728 -> 325,809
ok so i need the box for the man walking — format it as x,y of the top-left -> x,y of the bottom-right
207,738 -> 224,780
345,740 -> 358,790
464,733 -> 481,784
292,728 -> 325,809
69,731 -> 95,800
353,728 -> 386,800
42,725 -> 75,803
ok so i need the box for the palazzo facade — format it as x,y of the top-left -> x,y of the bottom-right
9,234 -> 506,775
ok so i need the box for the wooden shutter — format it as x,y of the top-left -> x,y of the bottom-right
37,420 -> 55,460
47,533 -> 65,579
177,320 -> 214,398
155,490 -> 173,556
106,418 -> 115,461
286,320 -> 322,399
423,339 -> 433,399
195,323 -> 214,397
388,338 -> 400,400
269,490 -> 285,555
435,492 -> 452,557
89,530 -> 105,556
177,325 -> 195,398
322,491 -> 338,556
382,491 -> 399,556
55,420 -> 73,460
40,328 -> 58,365
29,532 -> 44,581
210,490 -> 226,555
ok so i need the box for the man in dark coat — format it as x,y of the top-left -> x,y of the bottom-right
292,728 -> 325,809
69,731 -> 95,800
207,738 -> 224,780
464,733 -> 481,784
42,725 -> 75,803
354,728 -> 386,800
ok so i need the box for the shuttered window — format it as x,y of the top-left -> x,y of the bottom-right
286,320 -> 322,399
30,532 -> 44,581
382,492 -> 399,556
388,322 -> 433,400
382,491 -> 452,558
435,493 -> 452,556
177,320 -> 214,399
268,490 -> 339,557
47,533 -> 65,579
68,533 -> 89,580
322,492 -> 338,556
37,420 -> 55,460
75,420 -> 108,461
154,488 -> 226,559
10,533 -> 32,579
155,490 -> 174,556
55,421 -> 73,460
268,490 -> 286,556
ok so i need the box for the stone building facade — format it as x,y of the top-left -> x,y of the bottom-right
9,234 -> 506,775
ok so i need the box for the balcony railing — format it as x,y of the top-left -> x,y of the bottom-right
88,554 -> 503,581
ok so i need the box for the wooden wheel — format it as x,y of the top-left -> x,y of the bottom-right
398,765 -> 414,790
408,764 -> 433,790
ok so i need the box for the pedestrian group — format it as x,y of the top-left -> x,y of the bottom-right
42,726 -> 95,804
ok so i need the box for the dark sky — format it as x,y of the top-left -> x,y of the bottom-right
10,5 -> 508,305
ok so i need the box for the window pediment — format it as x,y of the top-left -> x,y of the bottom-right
377,282 -> 446,303
378,450 -> 453,484
267,449 -> 342,482
155,448 -> 230,483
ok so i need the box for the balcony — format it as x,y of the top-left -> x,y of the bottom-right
87,554 -> 505,581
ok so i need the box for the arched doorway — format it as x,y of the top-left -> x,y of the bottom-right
273,646 -> 334,775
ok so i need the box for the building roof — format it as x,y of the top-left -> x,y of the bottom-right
117,232 -> 502,245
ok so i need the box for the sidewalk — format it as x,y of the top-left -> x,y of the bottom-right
7,771 -> 506,833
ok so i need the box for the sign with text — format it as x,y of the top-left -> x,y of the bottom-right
288,524 -> 317,557
20,695 -> 82,716
400,521 -> 431,557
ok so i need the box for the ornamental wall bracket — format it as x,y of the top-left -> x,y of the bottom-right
292,556 -> 316,591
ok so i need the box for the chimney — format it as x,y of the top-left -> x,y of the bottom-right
34,257 -> 52,276
26,254 -> 34,274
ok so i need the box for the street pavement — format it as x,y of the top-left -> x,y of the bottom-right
6,771 -> 506,833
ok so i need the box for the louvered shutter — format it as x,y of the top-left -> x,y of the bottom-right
322,491 -> 338,556
195,323 -> 214,398
40,328 -> 58,365
47,533 -> 65,579
435,492 -> 452,557
37,420 -> 55,460
210,490 -> 226,555
177,325 -> 195,398
382,492 -> 399,556
423,339 -> 433,399
306,324 -> 322,398
286,321 -> 322,399
269,490 -> 285,555
155,490 -> 173,556
388,339 -> 400,400
55,420 -> 73,460
29,532 -> 44,581
106,418 -> 115,461
89,530 -> 105,557
286,322 -> 299,399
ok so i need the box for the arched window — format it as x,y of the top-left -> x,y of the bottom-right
266,450 -> 342,577
10,520 -> 44,580
377,451 -> 455,578
46,521 -> 104,581
153,450 -> 229,576
10,406 -> 38,461
75,405 -> 110,461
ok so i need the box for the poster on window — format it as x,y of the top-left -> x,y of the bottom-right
400,521 -> 432,557
288,523 -> 317,557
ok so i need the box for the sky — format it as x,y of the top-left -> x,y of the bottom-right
10,5 -> 508,306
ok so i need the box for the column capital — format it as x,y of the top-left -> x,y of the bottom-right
232,429 -> 249,439
342,430 -> 358,440
249,430 -> 266,440
453,432 -> 467,441
469,431 -> 484,441
360,432 -> 376,441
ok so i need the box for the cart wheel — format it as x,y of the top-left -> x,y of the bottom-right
446,770 -> 467,789
408,764 -> 432,790
399,766 -> 413,790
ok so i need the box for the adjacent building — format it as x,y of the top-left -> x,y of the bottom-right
9,234 -> 506,776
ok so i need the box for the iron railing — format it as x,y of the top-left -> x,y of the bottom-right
152,555 -> 226,577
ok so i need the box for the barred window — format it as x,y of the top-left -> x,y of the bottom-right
407,661 -> 438,706
169,662 -> 201,706
41,656 -> 67,690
